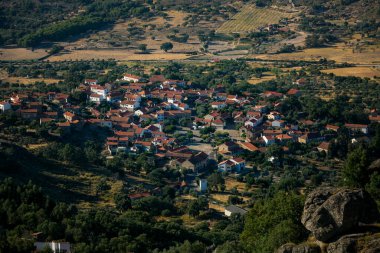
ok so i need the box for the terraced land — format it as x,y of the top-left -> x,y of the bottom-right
217,5 -> 296,33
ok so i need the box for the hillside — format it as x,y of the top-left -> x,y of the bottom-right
0,0 -> 86,46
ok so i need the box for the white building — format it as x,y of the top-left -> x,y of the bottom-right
90,85 -> 109,97
199,179 -> 207,192
0,101 -> 11,112
89,93 -> 105,103
224,205 -> 247,217
211,102 -> 226,110
34,242 -> 71,253
120,100 -> 140,111
123,74 -> 142,83
84,79 -> 98,85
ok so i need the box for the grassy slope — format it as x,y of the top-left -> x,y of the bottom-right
0,141 -> 122,208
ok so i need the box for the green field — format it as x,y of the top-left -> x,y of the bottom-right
217,5 -> 296,33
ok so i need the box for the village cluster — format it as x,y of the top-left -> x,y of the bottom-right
1,72 -> 379,192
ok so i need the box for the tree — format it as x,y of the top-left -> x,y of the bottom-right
241,191 -> 307,253
342,147 -> 371,187
114,193 -> 132,212
138,44 -> 147,53
207,173 -> 225,191
160,42 -> 173,52
188,200 -> 200,217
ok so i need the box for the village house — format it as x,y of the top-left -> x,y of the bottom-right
286,88 -> 301,97
369,115 -> 380,123
218,157 -> 246,173
85,79 -> 98,85
90,85 -> 109,97
90,93 -> 105,103
317,141 -> 330,154
326,124 -> 340,132
211,101 -> 227,110
123,73 -> 142,83
224,205 -> 247,217
344,123 -> 369,134
0,101 -> 11,112
238,141 -> 259,152
180,151 -> 209,172
270,118 -> 284,127
298,132 -> 324,144
120,100 -> 140,112
262,135 -> 276,145
218,142 -> 243,156
211,118 -> 226,130
63,111 -> 77,122
34,242 -> 71,253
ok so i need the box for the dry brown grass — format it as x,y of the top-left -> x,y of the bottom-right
0,70 -> 61,84
248,74 -> 276,84
210,193 -> 229,203
26,143 -> 49,150
209,203 -> 224,213
225,178 -> 246,192
321,67 -> 380,79
47,50 -> 190,61
250,43 -> 380,64
0,48 -> 48,61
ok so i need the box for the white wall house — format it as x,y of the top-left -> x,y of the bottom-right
123,74 -> 142,83
34,242 -> 71,253
211,102 -> 226,110
90,93 -> 105,103
0,101 -> 11,112
90,85 -> 109,97
120,100 -> 140,111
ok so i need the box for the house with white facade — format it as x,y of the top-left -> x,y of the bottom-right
0,101 -> 11,112
120,100 -> 140,112
123,73 -> 142,83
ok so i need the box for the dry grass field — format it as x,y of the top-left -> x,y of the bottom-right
248,74 -> 276,84
321,67 -> 380,79
211,193 -> 229,203
47,49 -> 190,61
0,47 -> 48,61
225,178 -> 247,192
0,70 -> 62,84
251,43 -> 380,64
217,5 -> 296,34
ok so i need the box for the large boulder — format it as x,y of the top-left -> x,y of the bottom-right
277,243 -> 320,253
292,244 -> 320,253
326,234 -> 363,253
301,187 -> 379,242
277,243 -> 295,253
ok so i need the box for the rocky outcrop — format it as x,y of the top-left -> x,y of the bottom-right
277,187 -> 380,253
277,243 -> 296,253
276,243 -> 320,253
292,244 -> 320,253
301,187 -> 379,242
361,237 -> 380,253
326,233 -> 363,253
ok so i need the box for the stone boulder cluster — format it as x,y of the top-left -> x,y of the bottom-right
277,187 -> 380,253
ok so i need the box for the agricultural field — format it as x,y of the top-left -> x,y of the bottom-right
0,69 -> 62,84
46,49 -> 190,61
217,5 -> 297,34
321,67 -> 380,79
250,42 -> 380,65
0,47 -> 48,61
248,74 -> 276,84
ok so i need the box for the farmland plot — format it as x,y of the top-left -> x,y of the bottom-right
217,5 -> 296,34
